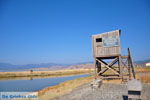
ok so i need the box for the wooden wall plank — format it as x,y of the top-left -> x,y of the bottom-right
92,30 -> 121,58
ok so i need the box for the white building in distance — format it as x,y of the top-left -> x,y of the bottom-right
145,63 -> 150,67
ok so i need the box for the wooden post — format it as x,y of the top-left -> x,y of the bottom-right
119,56 -> 123,81
94,58 -> 97,79
128,54 -> 131,80
128,48 -> 136,79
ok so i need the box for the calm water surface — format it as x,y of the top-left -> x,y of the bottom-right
0,74 -> 89,92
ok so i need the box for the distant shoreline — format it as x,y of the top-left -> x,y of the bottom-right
0,69 -> 94,78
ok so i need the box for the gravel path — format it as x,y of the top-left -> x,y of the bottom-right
55,83 -> 150,100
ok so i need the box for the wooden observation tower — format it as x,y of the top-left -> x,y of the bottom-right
92,30 -> 135,81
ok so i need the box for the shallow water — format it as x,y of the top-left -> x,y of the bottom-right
0,74 -> 89,92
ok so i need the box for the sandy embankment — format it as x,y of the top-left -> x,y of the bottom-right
0,69 -> 94,78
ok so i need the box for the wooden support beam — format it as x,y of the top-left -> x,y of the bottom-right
108,57 -> 119,66
121,56 -> 128,59
121,58 -> 129,70
96,59 -> 119,75
98,58 -> 119,75
119,56 -> 123,80
128,55 -> 131,80
94,58 -> 98,78
128,48 -> 136,79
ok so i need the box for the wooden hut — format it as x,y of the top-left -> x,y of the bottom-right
92,30 -> 135,81
92,30 -> 121,58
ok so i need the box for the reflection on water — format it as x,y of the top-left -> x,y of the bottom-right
0,75 -> 84,81
0,74 -> 89,92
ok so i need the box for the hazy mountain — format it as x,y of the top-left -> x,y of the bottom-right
0,59 -> 149,72
0,63 -> 67,71
134,59 -> 150,64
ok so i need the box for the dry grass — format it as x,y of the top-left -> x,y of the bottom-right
103,79 -> 122,84
0,69 -> 94,78
135,67 -> 150,73
137,75 -> 150,83
38,76 -> 93,100
135,67 -> 150,83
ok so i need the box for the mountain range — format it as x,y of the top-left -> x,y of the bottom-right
0,59 -> 149,72
134,59 -> 150,64
0,62 -> 93,72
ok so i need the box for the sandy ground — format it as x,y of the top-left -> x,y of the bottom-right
54,83 -> 150,100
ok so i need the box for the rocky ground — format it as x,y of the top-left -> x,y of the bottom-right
55,83 -> 150,100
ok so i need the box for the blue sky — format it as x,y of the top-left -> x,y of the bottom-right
0,0 -> 150,64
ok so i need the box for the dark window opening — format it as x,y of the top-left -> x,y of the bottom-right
96,38 -> 102,42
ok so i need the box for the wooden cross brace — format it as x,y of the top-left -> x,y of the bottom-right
121,58 -> 129,70
96,58 -> 120,75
